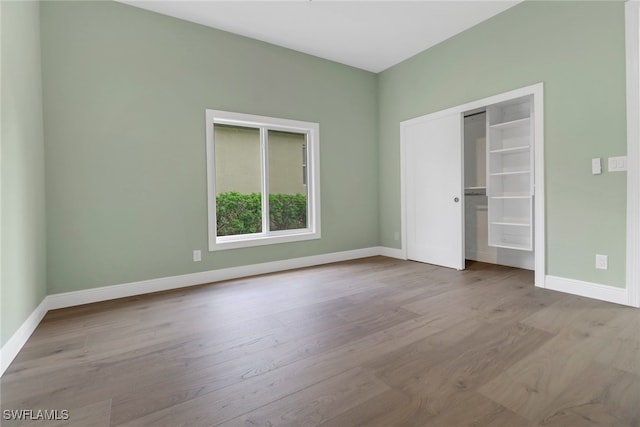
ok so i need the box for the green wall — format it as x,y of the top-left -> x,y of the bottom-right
1,1 -> 48,347
40,1 -> 379,293
1,0 -> 630,347
378,1 -> 627,287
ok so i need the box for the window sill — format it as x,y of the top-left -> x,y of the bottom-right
209,230 -> 321,251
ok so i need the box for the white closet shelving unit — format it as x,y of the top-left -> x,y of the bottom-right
486,96 -> 533,251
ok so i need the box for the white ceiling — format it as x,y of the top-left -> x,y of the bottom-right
118,1 -> 522,73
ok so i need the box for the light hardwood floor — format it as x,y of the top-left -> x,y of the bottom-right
1,257 -> 639,426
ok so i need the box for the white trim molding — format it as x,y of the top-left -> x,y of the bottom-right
378,246 -> 406,260
1,246 -> 387,376
545,275 -> 630,307
2,245 -> 636,377
47,247 -> 380,310
0,298 -> 48,376
625,0 -> 640,308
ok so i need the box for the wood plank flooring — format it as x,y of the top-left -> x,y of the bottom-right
1,257 -> 639,426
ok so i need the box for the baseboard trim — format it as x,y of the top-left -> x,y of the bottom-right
2,250 -> 633,377
544,275 -> 630,306
47,247 -> 383,310
0,298 -> 48,376
3,246 -> 388,376
377,246 -> 405,259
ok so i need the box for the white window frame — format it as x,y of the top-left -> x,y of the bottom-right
205,109 -> 321,251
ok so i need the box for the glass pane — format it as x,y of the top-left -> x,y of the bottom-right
214,124 -> 262,236
268,130 -> 308,231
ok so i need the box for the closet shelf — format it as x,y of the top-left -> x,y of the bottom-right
489,170 -> 530,176
490,221 -> 530,227
489,117 -> 530,129
489,242 -> 531,251
489,145 -> 529,154
487,96 -> 533,252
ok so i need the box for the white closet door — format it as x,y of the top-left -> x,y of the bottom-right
404,113 -> 464,270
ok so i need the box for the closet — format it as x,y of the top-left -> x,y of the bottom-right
463,95 -> 534,270
402,84 -> 542,278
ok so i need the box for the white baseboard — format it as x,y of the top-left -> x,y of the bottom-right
0,298 -> 48,376
47,247 -> 383,310
544,275 -> 630,306
1,246 -> 388,376
2,249 -> 634,377
377,246 -> 405,259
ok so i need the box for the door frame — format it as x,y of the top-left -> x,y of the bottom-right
400,83 -> 545,287
625,0 -> 639,307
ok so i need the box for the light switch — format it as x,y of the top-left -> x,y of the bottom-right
591,158 -> 601,175
608,156 -> 627,172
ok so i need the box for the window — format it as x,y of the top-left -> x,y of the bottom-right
205,110 -> 321,250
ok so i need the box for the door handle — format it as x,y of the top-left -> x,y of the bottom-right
454,197 -> 460,203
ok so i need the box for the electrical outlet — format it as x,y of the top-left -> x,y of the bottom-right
595,254 -> 608,270
608,156 -> 627,172
193,250 -> 202,262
